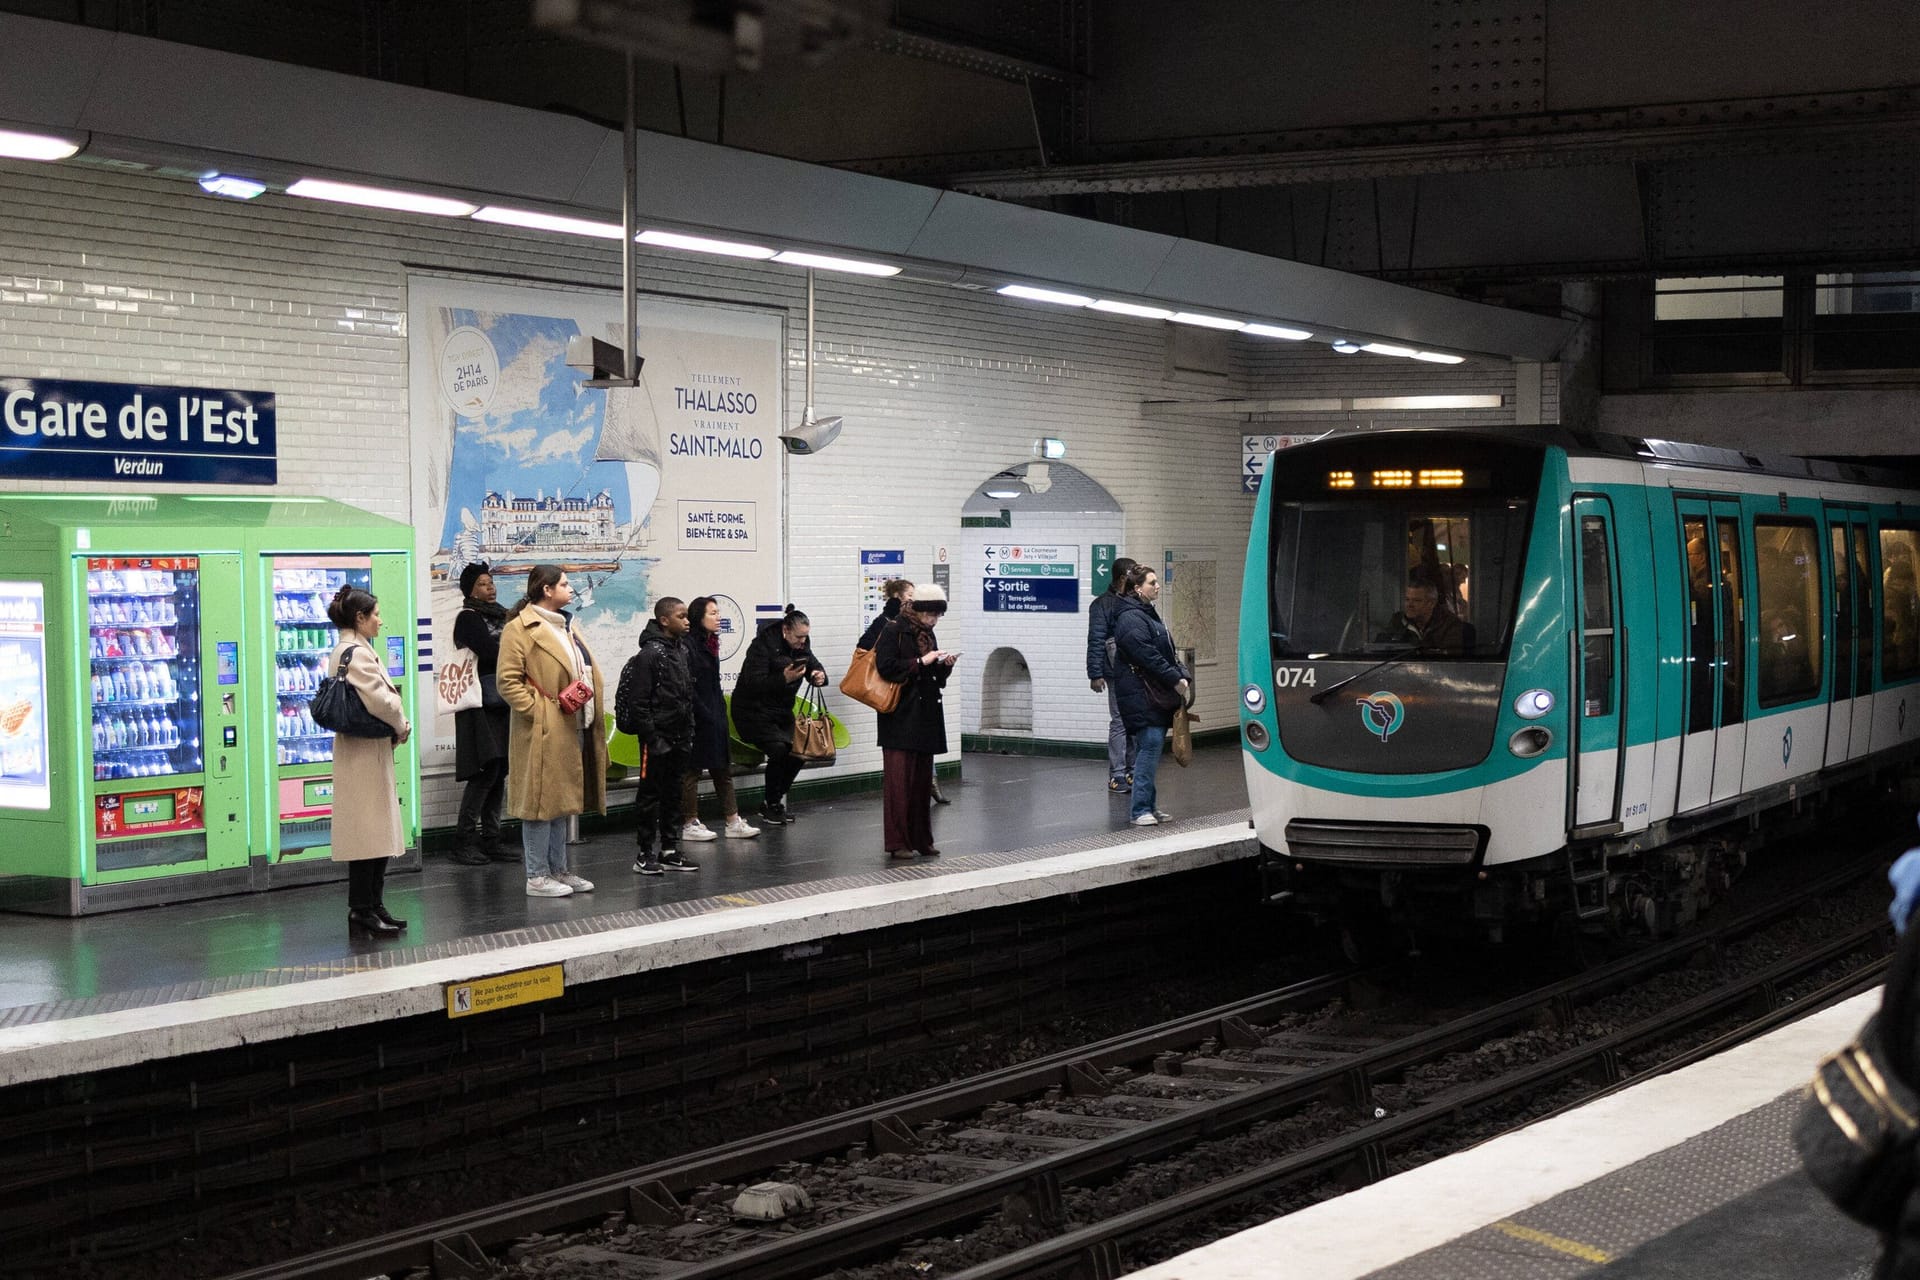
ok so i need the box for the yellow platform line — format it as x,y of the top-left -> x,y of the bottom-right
1491,1220 -> 1613,1264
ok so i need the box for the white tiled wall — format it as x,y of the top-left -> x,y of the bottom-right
0,159 -> 1540,830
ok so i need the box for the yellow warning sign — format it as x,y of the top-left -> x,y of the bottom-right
445,963 -> 564,1019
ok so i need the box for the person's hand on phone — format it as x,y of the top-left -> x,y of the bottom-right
809,669 -> 827,686
940,651 -> 959,666
783,660 -> 807,680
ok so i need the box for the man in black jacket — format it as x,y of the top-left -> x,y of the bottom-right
616,597 -> 699,874
1086,557 -> 1138,795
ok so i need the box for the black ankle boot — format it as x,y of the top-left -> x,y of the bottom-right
348,908 -> 400,937
374,904 -> 408,930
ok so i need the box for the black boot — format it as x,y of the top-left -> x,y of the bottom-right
374,904 -> 408,930
348,908 -> 400,937
451,818 -> 489,866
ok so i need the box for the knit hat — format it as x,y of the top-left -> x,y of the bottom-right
911,582 -> 947,610
458,562 -> 491,597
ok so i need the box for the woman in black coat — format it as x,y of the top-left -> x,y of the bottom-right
1110,565 -> 1189,828
678,596 -> 759,842
730,605 -> 827,824
451,563 -> 512,865
859,580 -> 951,805
874,583 -> 956,858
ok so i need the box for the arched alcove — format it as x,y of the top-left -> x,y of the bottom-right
979,646 -> 1033,732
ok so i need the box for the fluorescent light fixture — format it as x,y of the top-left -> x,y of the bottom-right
197,173 -> 267,200
0,127 -> 82,161
1361,342 -> 1420,358
1090,299 -> 1174,319
286,178 -> 476,217
1170,312 -> 1247,331
984,486 -> 1023,499
1352,394 -> 1505,410
1331,340 -> 1361,354
1242,323 -> 1314,341
475,206 -> 623,239
997,284 -> 1094,307
637,229 -> 777,259
771,250 -> 902,277
1413,350 -> 1468,364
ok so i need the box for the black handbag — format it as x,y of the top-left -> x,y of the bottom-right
310,646 -> 398,740
1794,1013 -> 1920,1229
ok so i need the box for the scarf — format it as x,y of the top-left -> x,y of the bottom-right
462,596 -> 508,627
900,608 -> 937,657
704,629 -> 720,658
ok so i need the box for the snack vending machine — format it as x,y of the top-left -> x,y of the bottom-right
0,494 -> 416,916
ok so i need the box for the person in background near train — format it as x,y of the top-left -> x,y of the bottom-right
731,605 -> 828,825
874,582 -> 956,859
1110,565 -> 1189,827
450,562 -> 513,866
679,596 -> 760,844
1087,556 -> 1140,796
325,584 -> 412,938
616,596 -> 701,876
497,565 -> 606,898
861,580 -> 952,805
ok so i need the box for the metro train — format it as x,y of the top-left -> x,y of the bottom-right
1236,427 -> 1920,946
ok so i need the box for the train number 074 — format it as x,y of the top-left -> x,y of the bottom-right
1274,666 -> 1317,688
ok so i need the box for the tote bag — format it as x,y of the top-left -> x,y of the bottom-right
839,647 -> 902,714
435,646 -> 483,716
1169,708 -> 1198,767
791,684 -> 837,763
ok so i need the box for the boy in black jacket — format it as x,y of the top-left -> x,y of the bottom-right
615,597 -> 699,874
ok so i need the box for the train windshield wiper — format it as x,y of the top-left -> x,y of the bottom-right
1308,641 -> 1425,706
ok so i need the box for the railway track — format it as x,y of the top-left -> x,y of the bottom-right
221,851 -> 1892,1280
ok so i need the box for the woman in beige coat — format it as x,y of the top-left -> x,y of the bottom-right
324,584 -> 411,938
496,564 -> 607,898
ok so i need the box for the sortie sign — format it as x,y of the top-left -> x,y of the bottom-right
1,376 -> 278,485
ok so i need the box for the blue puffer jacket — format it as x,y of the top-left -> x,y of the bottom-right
1109,594 -> 1186,732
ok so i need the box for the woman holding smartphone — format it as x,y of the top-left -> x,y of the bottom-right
324,584 -> 412,938
873,583 -> 956,859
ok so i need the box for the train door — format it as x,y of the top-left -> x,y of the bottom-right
1675,498 -> 1749,811
1824,508 -> 1874,762
1572,498 -> 1623,831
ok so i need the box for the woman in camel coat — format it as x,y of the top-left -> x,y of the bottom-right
495,564 -> 607,897
324,583 -> 412,938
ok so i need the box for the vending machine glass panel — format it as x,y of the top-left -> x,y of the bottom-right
272,556 -> 372,854
88,558 -> 203,782
0,580 -> 51,810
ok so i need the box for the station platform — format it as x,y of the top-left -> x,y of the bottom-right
0,747 -> 1254,1088
1127,986 -> 1885,1280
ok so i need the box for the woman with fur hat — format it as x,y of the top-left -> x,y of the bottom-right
450,562 -> 512,865
873,582 -> 957,858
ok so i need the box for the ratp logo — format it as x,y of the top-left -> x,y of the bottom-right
1357,691 -> 1406,744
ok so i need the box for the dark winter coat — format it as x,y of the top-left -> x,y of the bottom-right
730,618 -> 827,753
451,599 -> 510,779
1086,589 -> 1126,681
684,633 -> 731,771
873,616 -> 949,755
614,620 -> 696,755
858,597 -> 903,650
1110,595 -> 1186,733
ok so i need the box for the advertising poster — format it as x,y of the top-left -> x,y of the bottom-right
408,277 -> 784,761
0,580 -> 51,809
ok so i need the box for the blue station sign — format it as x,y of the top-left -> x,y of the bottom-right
1,376 -> 277,485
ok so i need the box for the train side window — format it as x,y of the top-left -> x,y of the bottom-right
1716,516 -> 1746,728
1754,519 -> 1822,706
1683,516 -> 1715,734
1883,525 -> 1920,680
1855,527 -> 1876,693
1578,514 -> 1615,716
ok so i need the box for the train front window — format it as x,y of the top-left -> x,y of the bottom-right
1266,442 -> 1541,660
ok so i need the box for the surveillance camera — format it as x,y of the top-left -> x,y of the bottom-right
566,335 -> 638,386
780,414 -> 842,455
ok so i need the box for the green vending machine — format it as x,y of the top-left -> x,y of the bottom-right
0,494 -> 417,916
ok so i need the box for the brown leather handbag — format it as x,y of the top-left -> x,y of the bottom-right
839,646 -> 902,713
791,685 -> 837,763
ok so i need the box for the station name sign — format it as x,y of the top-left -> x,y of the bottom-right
1,376 -> 277,485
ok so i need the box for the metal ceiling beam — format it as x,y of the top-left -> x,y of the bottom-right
944,88 -> 1920,196
869,24 -> 1084,86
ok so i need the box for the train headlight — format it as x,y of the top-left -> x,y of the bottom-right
1513,689 -> 1555,719
1508,726 -> 1552,757
1243,684 -> 1265,713
1244,720 -> 1270,751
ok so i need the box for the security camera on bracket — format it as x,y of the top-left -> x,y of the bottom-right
566,335 -> 639,388
781,269 -> 843,454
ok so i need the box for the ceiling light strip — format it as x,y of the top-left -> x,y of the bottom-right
285,178 -> 476,217
475,206 -> 624,239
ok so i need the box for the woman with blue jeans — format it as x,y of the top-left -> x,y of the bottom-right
496,564 -> 608,898
1109,565 -> 1189,826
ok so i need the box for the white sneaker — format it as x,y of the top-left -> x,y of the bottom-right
680,820 -> 718,843
723,815 -> 761,838
554,872 -> 595,893
1129,813 -> 1160,827
526,875 -> 573,897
